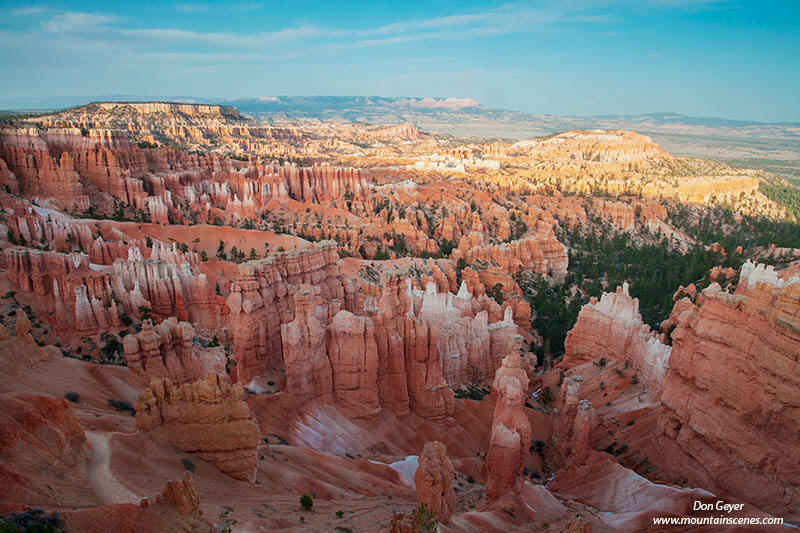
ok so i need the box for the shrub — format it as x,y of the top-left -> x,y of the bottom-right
0,509 -> 64,532
336,510 -> 344,519
410,503 -> 437,533
487,283 -> 505,305
180,458 -> 196,472
299,494 -> 313,511
138,305 -> 153,321
108,399 -> 135,415
64,392 -> 80,403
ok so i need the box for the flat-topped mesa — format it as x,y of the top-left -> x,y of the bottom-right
123,317 -> 226,386
513,130 -> 672,164
414,441 -> 456,523
134,374 -> 261,483
485,349 -> 531,504
563,282 -> 671,395
371,122 -> 428,141
227,241 -> 343,384
657,260 -> 800,519
93,101 -> 243,118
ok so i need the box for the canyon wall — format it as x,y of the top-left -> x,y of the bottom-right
657,262 -> 800,519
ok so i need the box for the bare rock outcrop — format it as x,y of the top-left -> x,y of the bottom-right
657,261 -> 800,519
227,241 -> 343,384
485,350 -> 531,504
413,441 -> 456,523
0,392 -> 92,509
61,473 -> 212,533
281,285 -> 335,403
134,374 -> 261,482
123,317 -> 226,385
327,310 -> 380,418
563,283 -> 671,395
551,375 -> 597,467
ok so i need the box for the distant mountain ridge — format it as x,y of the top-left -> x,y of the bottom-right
2,94 -> 797,128
3,95 -> 799,181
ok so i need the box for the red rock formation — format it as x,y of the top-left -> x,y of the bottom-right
591,198 -> 635,232
123,317 -> 226,385
0,392 -> 90,510
451,231 -> 568,280
13,310 -> 36,345
61,473 -> 212,533
0,158 -> 19,193
5,200 -> 95,252
372,122 -> 428,141
413,441 -> 456,523
281,285 -> 335,403
0,128 -> 89,209
485,350 -> 531,504
563,283 -> 671,395
134,374 -> 261,482
657,261 -> 800,519
227,242 -> 343,384
327,310 -> 380,418
551,376 -> 597,467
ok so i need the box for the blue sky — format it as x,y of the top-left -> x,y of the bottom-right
1,0 -> 798,121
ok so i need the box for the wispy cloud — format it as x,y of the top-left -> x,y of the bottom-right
40,12 -> 119,33
111,2 -> 608,51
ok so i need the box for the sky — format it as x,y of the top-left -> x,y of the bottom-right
1,0 -> 798,122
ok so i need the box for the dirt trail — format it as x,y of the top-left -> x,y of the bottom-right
85,430 -> 140,504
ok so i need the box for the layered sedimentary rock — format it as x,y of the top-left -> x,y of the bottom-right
0,128 -> 89,209
5,201 -> 96,252
227,242 -> 344,383
0,392 -> 90,509
1,239 -> 220,335
657,261 -> 800,519
514,130 -> 671,164
134,374 -> 261,482
485,350 -> 531,504
563,283 -> 671,395
413,441 -> 456,523
451,229 -> 568,278
591,198 -> 635,232
327,310 -> 381,418
3,247 -> 123,334
230,249 -> 525,420
281,285 -> 335,403
551,376 -> 597,467
123,317 -> 226,385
